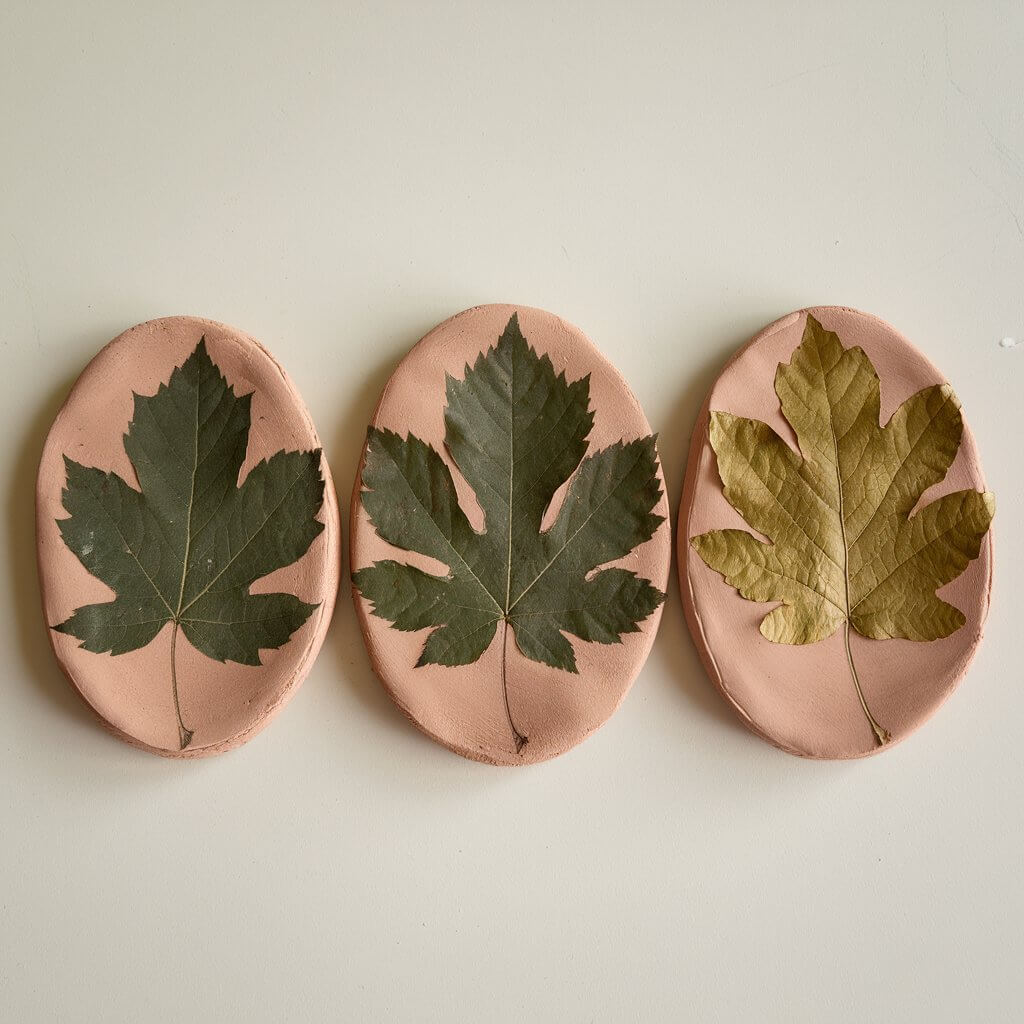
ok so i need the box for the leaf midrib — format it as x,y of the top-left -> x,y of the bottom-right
816,344 -> 853,623
173,374 -> 201,621
503,346 -> 515,616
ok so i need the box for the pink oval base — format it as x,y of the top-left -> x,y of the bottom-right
351,304 -> 672,765
679,307 -> 993,759
37,317 -> 341,757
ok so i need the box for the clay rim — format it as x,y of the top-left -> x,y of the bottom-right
676,305 -> 994,759
35,316 -> 342,759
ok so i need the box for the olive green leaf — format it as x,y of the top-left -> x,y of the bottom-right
354,313 -> 665,752
54,338 -> 325,749
691,313 -> 994,745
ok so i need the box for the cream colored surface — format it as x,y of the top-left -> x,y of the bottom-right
1,2 -> 1022,1022
351,304 -> 671,764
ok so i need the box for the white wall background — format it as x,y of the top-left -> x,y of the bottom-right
1,2 -> 1021,1021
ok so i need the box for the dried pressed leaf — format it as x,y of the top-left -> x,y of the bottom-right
354,313 -> 666,751
54,339 -> 325,748
691,313 -> 994,745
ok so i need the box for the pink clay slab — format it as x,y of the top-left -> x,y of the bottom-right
679,306 -> 993,758
350,304 -> 672,766
37,317 -> 341,758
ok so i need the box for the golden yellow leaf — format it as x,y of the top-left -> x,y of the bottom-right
691,313 -> 994,745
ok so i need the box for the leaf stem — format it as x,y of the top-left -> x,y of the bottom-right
844,621 -> 889,747
501,620 -> 527,754
170,621 -> 193,750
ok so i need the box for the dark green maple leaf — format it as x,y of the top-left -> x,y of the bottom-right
54,338 -> 325,749
353,313 -> 665,752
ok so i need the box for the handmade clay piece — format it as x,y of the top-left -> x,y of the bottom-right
37,317 -> 340,757
680,307 -> 994,758
351,304 -> 672,765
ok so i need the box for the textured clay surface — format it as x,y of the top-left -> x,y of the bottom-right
351,303 -> 672,765
37,317 -> 340,757
679,306 -> 993,758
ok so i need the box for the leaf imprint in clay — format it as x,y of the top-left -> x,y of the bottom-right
38,317 -> 340,756
351,305 -> 671,765
684,308 -> 994,757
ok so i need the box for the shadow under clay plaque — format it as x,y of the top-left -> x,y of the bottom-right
680,307 -> 994,758
351,304 -> 672,765
37,317 -> 340,757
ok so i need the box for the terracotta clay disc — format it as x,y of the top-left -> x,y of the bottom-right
351,304 -> 672,765
37,317 -> 340,757
680,306 -> 993,758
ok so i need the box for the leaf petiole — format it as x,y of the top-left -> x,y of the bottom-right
843,621 -> 889,747
170,621 -> 193,750
501,620 -> 527,754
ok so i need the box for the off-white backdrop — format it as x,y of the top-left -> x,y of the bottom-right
1,2 -> 1021,1021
